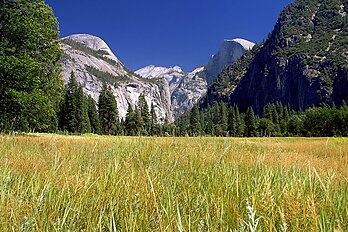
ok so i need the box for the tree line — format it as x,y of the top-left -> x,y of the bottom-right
58,72 -> 175,136
175,101 -> 348,137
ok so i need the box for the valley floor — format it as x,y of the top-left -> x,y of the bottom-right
0,135 -> 347,231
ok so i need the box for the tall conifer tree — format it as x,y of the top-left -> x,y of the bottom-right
190,104 -> 201,136
61,71 -> 79,132
87,96 -> 101,134
98,84 -> 119,135
228,106 -> 236,137
138,94 -> 150,134
125,103 -> 136,136
244,106 -> 257,137
150,103 -> 158,136
76,85 -> 91,133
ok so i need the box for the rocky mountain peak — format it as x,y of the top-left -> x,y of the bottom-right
228,38 -> 255,50
63,34 -> 120,62
204,38 -> 255,84
60,34 -> 173,123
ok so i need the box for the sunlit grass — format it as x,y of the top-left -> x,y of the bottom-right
0,135 -> 347,231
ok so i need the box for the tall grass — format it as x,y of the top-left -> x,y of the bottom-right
0,135 -> 347,231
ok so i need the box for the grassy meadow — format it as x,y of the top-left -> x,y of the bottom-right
0,134 -> 347,231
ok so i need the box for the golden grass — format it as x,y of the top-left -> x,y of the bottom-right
0,134 -> 347,231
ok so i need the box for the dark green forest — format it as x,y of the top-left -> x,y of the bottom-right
176,101 -> 348,137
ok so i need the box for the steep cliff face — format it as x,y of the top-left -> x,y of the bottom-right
136,65 -> 207,118
136,38 -> 254,118
60,34 -> 173,122
205,0 -> 348,114
204,39 -> 255,84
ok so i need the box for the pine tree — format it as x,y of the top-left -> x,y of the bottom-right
200,111 -> 206,136
228,106 -> 236,137
125,103 -> 136,136
276,102 -> 284,119
134,108 -> 144,135
0,0 -> 63,132
271,105 -> 281,134
213,103 -> 223,136
138,94 -> 150,134
98,84 -> 119,135
59,71 -> 91,133
87,95 -> 101,134
190,104 -> 201,136
244,106 -> 257,137
220,102 -> 229,136
283,105 -> 290,120
205,106 -> 214,136
263,104 -> 273,122
235,105 -> 244,137
150,103 -> 159,136
60,71 -> 79,132
76,85 -> 91,133
258,118 -> 275,136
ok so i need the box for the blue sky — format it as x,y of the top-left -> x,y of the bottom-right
46,0 -> 294,72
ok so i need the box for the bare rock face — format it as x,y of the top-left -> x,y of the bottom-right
136,39 -> 254,118
204,39 -> 255,84
60,34 -> 173,123
136,65 -> 207,119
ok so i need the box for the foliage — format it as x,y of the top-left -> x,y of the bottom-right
138,94 -> 150,134
244,107 -> 257,137
85,65 -> 129,84
59,71 -> 90,133
98,84 -> 119,135
190,105 -> 201,136
0,0 -> 63,132
87,96 -> 101,134
176,101 -> 348,137
149,103 -> 160,136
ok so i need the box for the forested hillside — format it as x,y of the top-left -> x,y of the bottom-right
204,0 -> 348,114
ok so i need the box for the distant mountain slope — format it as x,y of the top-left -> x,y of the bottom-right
136,38 -> 254,118
204,0 -> 348,113
136,65 -> 207,118
61,34 -> 173,122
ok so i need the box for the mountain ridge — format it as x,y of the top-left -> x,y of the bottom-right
60,34 -> 174,122
203,0 -> 348,114
136,38 -> 255,118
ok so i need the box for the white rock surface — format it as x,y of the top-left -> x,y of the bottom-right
136,38 -> 255,118
229,38 -> 255,50
61,34 -> 173,123
204,38 -> 255,84
61,34 -> 254,121
136,65 -> 207,118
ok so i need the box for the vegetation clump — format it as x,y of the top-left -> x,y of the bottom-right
0,0 -> 63,132
85,65 -> 130,84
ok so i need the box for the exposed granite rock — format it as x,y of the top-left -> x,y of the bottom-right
60,34 -> 173,123
136,65 -> 207,118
